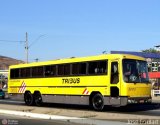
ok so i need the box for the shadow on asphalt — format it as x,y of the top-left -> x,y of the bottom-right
42,102 -> 160,113
1,98 -> 160,116
42,102 -> 160,116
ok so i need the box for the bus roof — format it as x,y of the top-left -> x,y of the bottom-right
9,54 -> 145,68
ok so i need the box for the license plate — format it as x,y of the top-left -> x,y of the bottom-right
139,100 -> 144,103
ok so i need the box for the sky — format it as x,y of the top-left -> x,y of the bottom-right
0,0 -> 160,62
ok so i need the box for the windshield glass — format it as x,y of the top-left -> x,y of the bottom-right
123,59 -> 149,83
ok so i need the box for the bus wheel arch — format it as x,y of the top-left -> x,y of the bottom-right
24,91 -> 34,106
89,92 -> 104,111
33,91 -> 43,106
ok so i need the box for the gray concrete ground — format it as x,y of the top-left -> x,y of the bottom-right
1,93 -> 160,125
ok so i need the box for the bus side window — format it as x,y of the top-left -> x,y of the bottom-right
88,60 -> 107,75
99,61 -> 107,74
32,66 -> 44,77
45,65 -> 56,77
88,61 -> 98,74
111,62 -> 119,84
10,69 -> 20,79
79,63 -> 87,75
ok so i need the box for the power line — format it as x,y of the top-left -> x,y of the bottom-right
0,34 -> 28,63
0,40 -> 25,43
0,33 -> 45,63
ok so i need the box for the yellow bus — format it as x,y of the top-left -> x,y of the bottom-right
8,54 -> 152,110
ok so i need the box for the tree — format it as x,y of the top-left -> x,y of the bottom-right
142,48 -> 159,53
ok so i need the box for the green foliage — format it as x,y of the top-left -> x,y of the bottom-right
142,48 -> 159,53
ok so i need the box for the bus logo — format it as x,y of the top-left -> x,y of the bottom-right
18,81 -> 26,93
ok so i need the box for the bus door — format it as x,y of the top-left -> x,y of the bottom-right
109,60 -> 121,105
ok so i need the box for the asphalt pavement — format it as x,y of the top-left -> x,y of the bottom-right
0,113 -> 128,125
0,114 -> 84,125
0,98 -> 159,125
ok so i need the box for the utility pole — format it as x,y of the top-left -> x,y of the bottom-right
0,32 -> 44,63
25,32 -> 46,63
25,32 -> 28,63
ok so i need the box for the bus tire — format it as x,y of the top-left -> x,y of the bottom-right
91,93 -> 104,111
34,92 -> 43,106
24,92 -> 34,106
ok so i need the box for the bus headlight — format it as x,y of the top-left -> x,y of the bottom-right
128,99 -> 132,103
128,99 -> 136,104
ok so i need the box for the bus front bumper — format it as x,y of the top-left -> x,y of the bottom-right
104,96 -> 152,106
127,97 -> 152,104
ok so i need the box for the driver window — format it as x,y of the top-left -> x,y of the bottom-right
111,62 -> 119,84
123,62 -> 139,83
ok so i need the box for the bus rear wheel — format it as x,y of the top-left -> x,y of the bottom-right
34,92 -> 43,106
91,93 -> 104,111
24,92 -> 34,106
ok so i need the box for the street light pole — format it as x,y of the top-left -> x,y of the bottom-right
25,32 -> 29,63
25,32 -> 45,63
0,32 -> 44,64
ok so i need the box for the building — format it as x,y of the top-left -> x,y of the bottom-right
0,70 -> 8,89
0,55 -> 24,89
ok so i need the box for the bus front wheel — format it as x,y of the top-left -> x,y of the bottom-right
24,92 -> 34,106
91,93 -> 104,111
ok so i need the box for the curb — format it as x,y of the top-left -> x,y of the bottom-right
0,109 -> 83,120
0,109 -> 126,125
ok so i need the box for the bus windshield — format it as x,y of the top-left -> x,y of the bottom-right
123,59 -> 149,83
